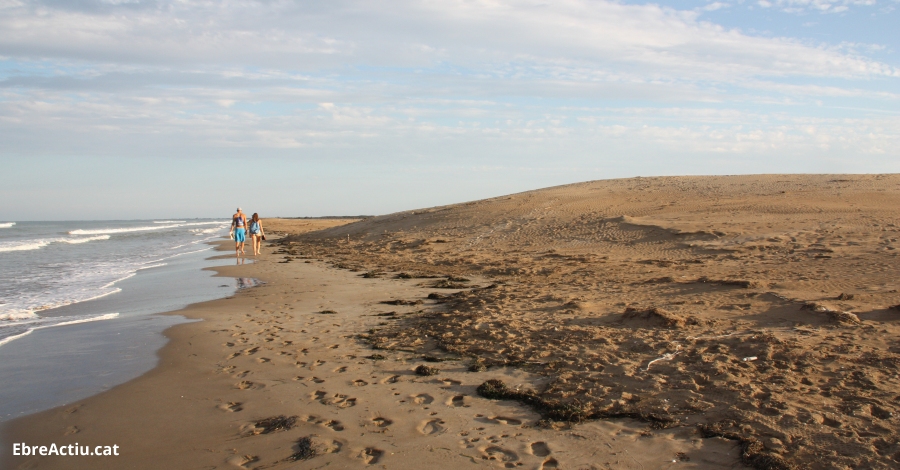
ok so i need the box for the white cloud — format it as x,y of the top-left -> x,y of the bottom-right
0,0 -> 895,80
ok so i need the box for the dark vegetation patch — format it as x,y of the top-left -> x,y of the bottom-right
254,415 -> 298,434
430,279 -> 472,289
476,379 -> 678,427
380,299 -> 423,306
696,277 -> 761,288
415,365 -> 439,376
698,422 -> 794,470
287,436 -> 316,461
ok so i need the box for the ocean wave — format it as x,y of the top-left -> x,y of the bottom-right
154,220 -> 185,223
190,227 -> 226,235
0,235 -> 110,253
69,224 -> 181,235
0,222 -> 14,228
0,310 -> 39,321
63,235 -> 111,244
0,313 -> 119,348
138,263 -> 167,270
70,221 -> 228,235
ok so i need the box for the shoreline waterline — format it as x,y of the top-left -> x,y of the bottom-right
0,240 -> 252,422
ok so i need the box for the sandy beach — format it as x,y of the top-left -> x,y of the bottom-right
4,175 -> 900,470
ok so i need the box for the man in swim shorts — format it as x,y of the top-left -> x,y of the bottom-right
232,207 -> 247,257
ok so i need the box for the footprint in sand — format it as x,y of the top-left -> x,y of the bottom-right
243,347 -> 259,355
64,426 -> 80,435
334,366 -> 348,373
359,448 -> 384,465
226,455 -> 259,468
411,393 -> 434,404
441,378 -> 462,387
324,420 -> 345,431
308,377 -> 326,383
329,344 -> 340,349
482,446 -> 519,464
477,416 -> 522,426
382,375 -> 401,384
541,458 -> 559,469
303,415 -> 345,431
371,417 -> 392,428
235,381 -> 264,390
217,402 -> 243,412
353,379 -> 369,387
256,357 -> 271,363
233,370 -> 250,378
447,395 -> 469,407
530,442 -> 551,457
418,419 -> 446,435
315,392 -> 357,408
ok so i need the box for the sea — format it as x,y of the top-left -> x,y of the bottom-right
0,219 -> 249,421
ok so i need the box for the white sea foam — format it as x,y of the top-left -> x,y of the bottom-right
0,235 -> 110,253
0,222 -> 14,228
69,224 -> 181,235
154,220 -> 185,223
0,313 -> 119,347
191,227 -> 225,235
70,221 -> 227,235
138,263 -> 167,270
64,235 -> 110,244
0,310 -> 39,321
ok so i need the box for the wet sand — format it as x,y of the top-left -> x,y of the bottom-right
4,175 -> 900,469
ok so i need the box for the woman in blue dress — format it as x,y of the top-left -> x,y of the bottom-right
248,213 -> 266,256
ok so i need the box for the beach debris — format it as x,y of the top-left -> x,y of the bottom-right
802,302 -> 861,324
643,345 -> 683,371
364,354 -> 386,360
468,358 -> 488,372
287,437 -> 316,461
253,415 -> 298,434
696,277 -> 761,289
380,299 -> 423,306
698,422 -> 793,470
623,306 -> 684,328
742,356 -> 759,362
430,279 -> 471,289
836,293 -> 855,300
415,365 -> 439,376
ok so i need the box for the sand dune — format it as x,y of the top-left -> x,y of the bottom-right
277,174 -> 900,469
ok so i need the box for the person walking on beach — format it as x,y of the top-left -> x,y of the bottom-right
231,207 -> 247,257
248,213 -> 266,256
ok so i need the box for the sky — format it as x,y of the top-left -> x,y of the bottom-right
1,0 -> 898,220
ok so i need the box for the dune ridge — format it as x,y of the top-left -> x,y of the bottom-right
279,174 -> 900,469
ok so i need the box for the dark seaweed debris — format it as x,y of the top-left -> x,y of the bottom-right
380,299 -> 424,306
476,379 -> 679,428
415,365 -> 439,376
698,422 -> 794,470
255,415 -> 298,434
287,436 -> 316,461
